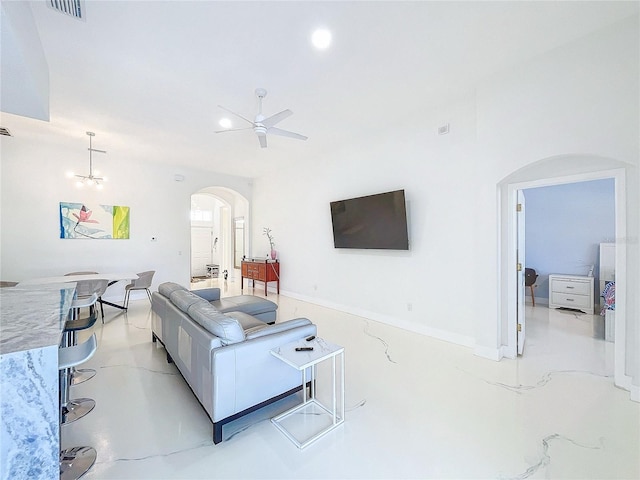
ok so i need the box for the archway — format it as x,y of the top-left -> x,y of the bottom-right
498,154 -> 637,395
190,186 -> 250,286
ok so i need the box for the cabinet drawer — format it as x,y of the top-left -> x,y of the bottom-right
551,292 -> 591,309
551,279 -> 591,296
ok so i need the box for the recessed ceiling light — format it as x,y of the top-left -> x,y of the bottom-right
312,28 -> 332,50
219,118 -> 232,129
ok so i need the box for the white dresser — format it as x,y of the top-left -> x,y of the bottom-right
548,274 -> 594,314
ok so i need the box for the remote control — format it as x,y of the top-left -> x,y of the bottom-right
295,347 -> 314,351
305,335 -> 315,341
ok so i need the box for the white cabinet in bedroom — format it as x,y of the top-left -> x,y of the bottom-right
548,274 -> 595,314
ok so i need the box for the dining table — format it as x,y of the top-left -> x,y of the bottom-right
17,272 -> 139,310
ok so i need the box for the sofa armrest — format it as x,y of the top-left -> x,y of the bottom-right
192,288 -> 221,302
245,318 -> 313,340
210,322 -> 317,421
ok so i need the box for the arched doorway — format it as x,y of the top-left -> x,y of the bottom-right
498,154 -> 637,395
190,187 -> 250,288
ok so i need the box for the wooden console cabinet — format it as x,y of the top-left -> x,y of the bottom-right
241,259 -> 280,296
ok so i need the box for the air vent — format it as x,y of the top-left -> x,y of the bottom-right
48,0 -> 85,20
0,127 -> 12,137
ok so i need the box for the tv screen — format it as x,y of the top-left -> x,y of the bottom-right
330,190 -> 409,250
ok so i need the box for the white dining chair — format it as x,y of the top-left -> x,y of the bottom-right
124,270 -> 155,308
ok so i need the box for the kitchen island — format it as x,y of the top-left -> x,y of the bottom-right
0,283 -> 75,480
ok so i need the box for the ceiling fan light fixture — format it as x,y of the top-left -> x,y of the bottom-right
312,28 -> 332,49
215,89 -> 307,149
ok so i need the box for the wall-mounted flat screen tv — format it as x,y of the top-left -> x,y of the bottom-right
330,189 -> 409,250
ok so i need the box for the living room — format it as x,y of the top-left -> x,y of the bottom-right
1,1 -> 639,479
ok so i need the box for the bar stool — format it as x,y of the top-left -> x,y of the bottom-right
59,333 -> 98,480
65,295 -> 99,386
60,319 -> 97,425
68,292 -> 99,324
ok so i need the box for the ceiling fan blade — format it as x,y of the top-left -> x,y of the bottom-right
214,127 -> 253,133
218,105 -> 254,125
258,134 -> 267,148
268,127 -> 308,141
262,109 -> 293,128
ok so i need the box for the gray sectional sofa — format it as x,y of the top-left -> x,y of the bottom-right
151,282 -> 316,443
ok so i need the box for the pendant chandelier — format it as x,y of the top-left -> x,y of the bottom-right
67,131 -> 107,189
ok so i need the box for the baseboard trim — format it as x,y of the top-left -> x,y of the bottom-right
281,290 -> 476,350
631,384 -> 639,403
474,345 -> 503,361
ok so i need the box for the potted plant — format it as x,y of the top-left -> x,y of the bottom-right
263,228 -> 277,260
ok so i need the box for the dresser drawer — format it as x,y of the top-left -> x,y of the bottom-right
551,291 -> 591,310
551,279 -> 591,296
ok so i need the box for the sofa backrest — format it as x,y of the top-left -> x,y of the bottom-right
157,282 -> 246,346
158,282 -> 187,298
187,302 -> 245,345
169,289 -> 207,312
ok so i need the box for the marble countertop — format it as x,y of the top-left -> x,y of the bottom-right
0,283 -> 76,355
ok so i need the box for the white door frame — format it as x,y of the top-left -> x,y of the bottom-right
516,190 -> 526,355
503,168 -> 628,390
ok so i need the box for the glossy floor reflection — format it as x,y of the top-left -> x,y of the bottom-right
64,280 -> 639,479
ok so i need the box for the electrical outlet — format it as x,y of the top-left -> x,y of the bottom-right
407,303 -> 413,312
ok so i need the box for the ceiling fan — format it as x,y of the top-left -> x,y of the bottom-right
215,88 -> 308,148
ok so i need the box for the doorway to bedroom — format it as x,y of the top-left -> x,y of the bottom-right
520,178 -> 616,378
504,166 -> 627,390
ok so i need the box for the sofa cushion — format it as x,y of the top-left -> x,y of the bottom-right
245,318 -> 312,340
158,282 -> 187,298
191,288 -> 221,302
187,302 -> 245,345
223,311 -> 268,331
170,289 -> 207,313
211,295 -> 278,316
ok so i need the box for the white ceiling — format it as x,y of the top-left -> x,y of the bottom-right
4,1 -> 639,178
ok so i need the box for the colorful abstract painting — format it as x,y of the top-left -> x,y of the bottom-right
59,202 -> 130,239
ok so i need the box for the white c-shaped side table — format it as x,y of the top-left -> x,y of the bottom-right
270,337 -> 345,449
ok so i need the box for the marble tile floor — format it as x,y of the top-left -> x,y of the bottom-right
63,281 -> 639,479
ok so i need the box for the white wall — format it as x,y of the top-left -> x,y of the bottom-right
252,94 -> 479,346
251,16 -> 639,387
0,120 -> 252,300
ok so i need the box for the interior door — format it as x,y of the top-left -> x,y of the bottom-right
516,190 -> 526,355
233,217 -> 245,269
191,227 -> 213,277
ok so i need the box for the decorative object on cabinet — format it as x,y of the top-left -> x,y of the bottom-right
524,268 -> 538,306
263,227 -> 277,260
548,274 -> 594,314
241,259 -> 279,296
